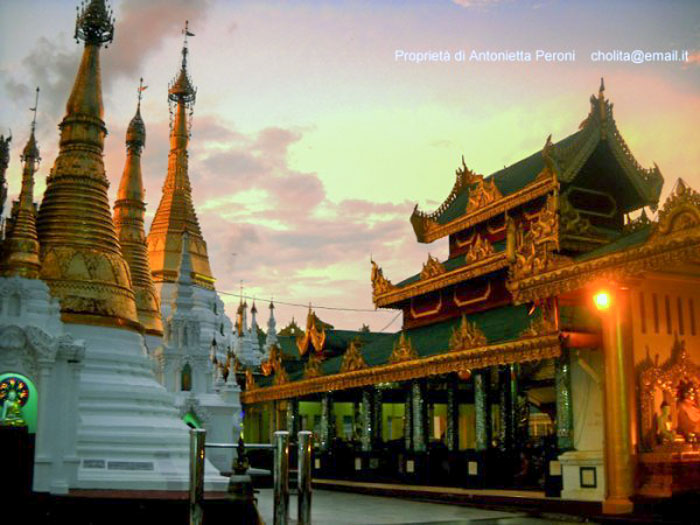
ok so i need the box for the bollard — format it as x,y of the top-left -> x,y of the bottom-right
189,428 -> 207,525
297,431 -> 313,525
273,431 -> 290,525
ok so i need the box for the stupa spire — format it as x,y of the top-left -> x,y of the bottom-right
36,0 -> 140,328
147,20 -> 214,290
171,231 -> 195,313
113,79 -> 162,335
2,87 -> 41,278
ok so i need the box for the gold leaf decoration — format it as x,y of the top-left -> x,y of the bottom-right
465,234 -> 495,264
420,254 -> 446,280
449,315 -> 487,351
468,176 -> 502,211
389,332 -> 418,364
371,259 -> 397,297
341,340 -> 367,373
245,369 -> 257,391
304,354 -> 324,380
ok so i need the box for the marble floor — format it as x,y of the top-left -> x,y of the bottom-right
255,488 -> 594,525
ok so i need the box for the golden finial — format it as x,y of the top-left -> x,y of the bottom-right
74,0 -> 115,47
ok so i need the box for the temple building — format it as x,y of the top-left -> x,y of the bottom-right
0,0 -> 227,493
146,24 -> 233,359
241,81 -> 700,513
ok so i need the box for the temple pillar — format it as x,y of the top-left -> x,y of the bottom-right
412,380 -> 428,453
474,369 -> 491,452
555,351 -> 575,451
446,375 -> 459,452
320,392 -> 334,452
600,287 -> 635,514
361,388 -> 373,452
498,364 -> 517,452
372,388 -> 383,448
404,386 -> 413,452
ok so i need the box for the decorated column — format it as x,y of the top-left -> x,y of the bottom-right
474,369 -> 491,452
403,387 -> 413,452
361,389 -> 373,452
555,351 -> 575,451
320,392 -> 334,452
446,375 -> 459,452
372,388 -> 383,448
411,380 -> 428,453
498,364 -> 517,452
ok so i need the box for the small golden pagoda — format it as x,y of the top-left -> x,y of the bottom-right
147,23 -> 214,290
35,0 -> 139,328
2,88 -> 42,279
113,80 -> 163,335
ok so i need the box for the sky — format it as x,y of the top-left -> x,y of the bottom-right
1,0 -> 698,332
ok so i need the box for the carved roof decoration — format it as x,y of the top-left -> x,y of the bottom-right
508,179 -> 700,304
410,80 -> 663,243
245,369 -> 257,391
448,315 -> 487,351
242,332 -> 560,404
465,234 -> 495,264
340,339 -> 367,373
420,254 -> 446,280
303,354 -> 324,379
371,259 -> 397,300
388,332 -> 418,364
295,307 -> 327,356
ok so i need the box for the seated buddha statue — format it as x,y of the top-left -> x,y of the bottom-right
677,381 -> 700,440
656,401 -> 675,443
0,390 -> 26,427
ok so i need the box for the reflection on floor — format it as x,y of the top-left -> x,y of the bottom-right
255,488 -> 591,525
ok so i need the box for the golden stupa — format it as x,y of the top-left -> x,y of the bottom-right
147,24 -> 215,290
36,0 -> 139,329
113,80 -> 163,335
2,88 -> 42,279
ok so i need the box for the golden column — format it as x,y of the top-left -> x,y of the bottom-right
147,22 -> 214,290
595,287 -> 635,514
113,79 -> 163,336
2,88 -> 42,279
36,0 -> 139,329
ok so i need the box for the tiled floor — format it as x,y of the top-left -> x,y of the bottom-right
255,488 -> 591,525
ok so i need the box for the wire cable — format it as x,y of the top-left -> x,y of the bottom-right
216,289 -> 396,314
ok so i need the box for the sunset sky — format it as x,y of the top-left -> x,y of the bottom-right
1,0 -> 698,332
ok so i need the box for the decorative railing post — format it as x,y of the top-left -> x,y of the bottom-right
297,430 -> 313,525
189,428 -> 206,525
273,430 -> 290,525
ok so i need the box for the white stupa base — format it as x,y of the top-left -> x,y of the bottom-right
66,323 -> 228,491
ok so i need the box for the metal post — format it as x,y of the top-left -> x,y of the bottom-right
189,428 -> 206,525
273,430 -> 290,525
298,430 -> 313,525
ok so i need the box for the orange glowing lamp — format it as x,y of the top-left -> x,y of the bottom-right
593,290 -> 612,311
